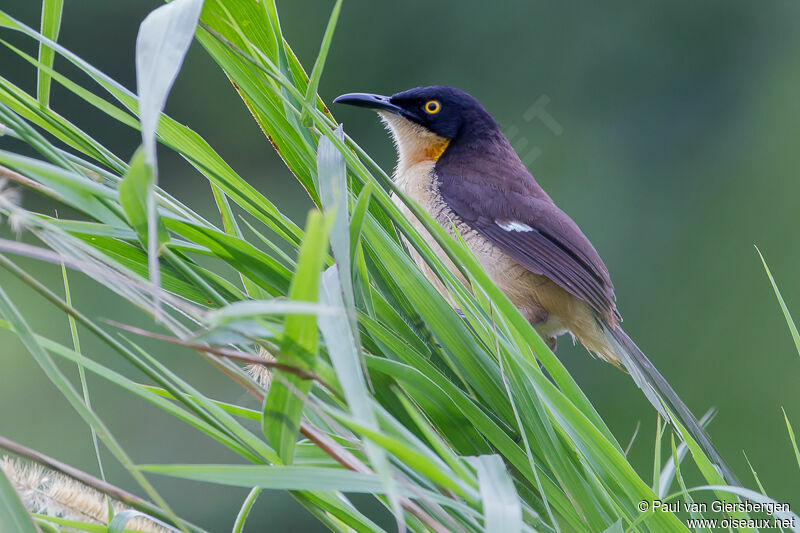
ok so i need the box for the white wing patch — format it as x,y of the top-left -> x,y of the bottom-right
496,220 -> 533,232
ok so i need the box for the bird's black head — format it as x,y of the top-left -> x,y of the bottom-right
334,85 -> 497,141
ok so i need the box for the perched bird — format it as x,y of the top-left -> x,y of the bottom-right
334,85 -> 736,485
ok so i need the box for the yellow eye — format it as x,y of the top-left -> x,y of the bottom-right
424,100 -> 441,114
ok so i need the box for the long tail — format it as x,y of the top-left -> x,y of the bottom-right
603,325 -> 739,486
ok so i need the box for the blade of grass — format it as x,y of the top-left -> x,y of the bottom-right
264,209 -> 331,463
139,464 -> 384,492
320,267 -> 403,530
781,407 -> 800,472
135,0 -> 203,318
0,465 -> 38,533
467,455 -> 523,533
60,260 -> 109,515
756,247 -> 800,356
36,0 -> 63,107
232,487 -> 261,533
300,0 -> 342,125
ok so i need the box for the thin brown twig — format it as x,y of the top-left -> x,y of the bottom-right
0,434 -> 207,532
103,320 -> 339,397
299,423 -> 450,533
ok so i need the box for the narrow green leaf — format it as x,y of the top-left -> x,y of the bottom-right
36,0 -> 63,107
28,516 -> 107,532
670,435 -> 705,531
652,416 -> 663,494
320,267 -> 403,529
119,147 -> 169,251
232,487 -> 261,533
757,247 -> 800,357
318,127 -> 351,306
300,0 -> 342,125
317,127 -> 371,385
108,510 -> 166,533
782,407 -> 800,472
349,181 -> 372,265
467,455 -> 522,533
60,261 -> 109,515
0,466 -> 38,533
139,464 -> 382,492
264,210 -> 331,462
135,0 -> 203,315
658,408 -> 716,498
742,451 -> 768,497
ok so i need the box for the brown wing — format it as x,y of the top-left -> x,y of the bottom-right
437,166 -> 619,323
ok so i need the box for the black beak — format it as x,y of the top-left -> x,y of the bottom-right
333,92 -> 404,115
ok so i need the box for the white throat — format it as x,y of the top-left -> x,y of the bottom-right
378,111 -> 450,177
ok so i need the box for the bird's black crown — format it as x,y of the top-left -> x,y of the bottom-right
335,85 -> 499,141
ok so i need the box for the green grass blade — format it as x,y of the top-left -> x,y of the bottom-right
468,455 -> 523,533
300,0 -> 342,125
757,247 -> 800,356
139,464 -> 383,492
0,466 -> 38,533
232,487 -> 261,533
658,408 -> 715,498
782,407 -> 800,472
119,146 -> 169,251
349,181 -> 372,265
135,0 -> 203,318
670,435 -> 706,532
36,0 -> 63,107
60,261 -> 109,515
320,267 -> 403,528
264,210 -> 331,462
108,510 -> 166,533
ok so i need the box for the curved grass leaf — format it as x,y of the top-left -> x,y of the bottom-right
757,247 -> 800,357
119,146 -> 169,251
0,466 -> 37,533
108,509 -> 176,533
139,464 -> 382,493
468,455 -> 522,533
264,209 -> 331,463
136,0 -> 203,168
232,487 -> 261,533
135,0 -> 204,316
300,0 -> 342,125
320,267 -> 403,529
36,0 -> 63,107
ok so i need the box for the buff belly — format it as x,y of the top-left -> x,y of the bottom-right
392,160 -> 618,364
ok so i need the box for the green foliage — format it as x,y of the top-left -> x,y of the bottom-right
0,1 -> 798,532
36,0 -> 63,107
118,147 -> 168,250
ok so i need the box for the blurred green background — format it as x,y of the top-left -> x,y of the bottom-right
1,1 -> 799,530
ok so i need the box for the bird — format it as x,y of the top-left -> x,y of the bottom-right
333,85 -> 737,485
